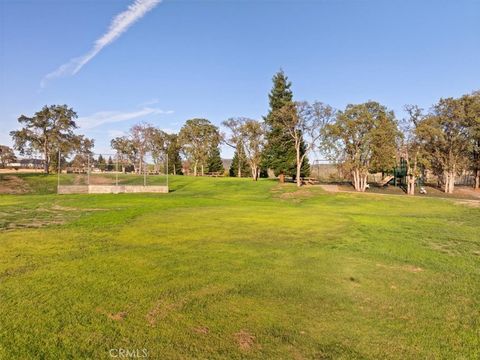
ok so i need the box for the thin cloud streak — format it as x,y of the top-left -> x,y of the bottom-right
41,0 -> 162,87
77,107 -> 173,129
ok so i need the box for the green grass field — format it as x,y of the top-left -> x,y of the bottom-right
0,175 -> 479,359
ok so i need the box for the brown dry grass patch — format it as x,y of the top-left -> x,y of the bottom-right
0,175 -> 30,194
234,330 -> 256,351
193,326 -> 209,335
108,311 -> 128,321
146,299 -> 184,326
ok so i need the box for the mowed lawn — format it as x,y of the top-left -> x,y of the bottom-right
0,176 -> 479,359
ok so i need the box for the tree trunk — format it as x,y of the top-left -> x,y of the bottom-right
201,164 -> 204,176
352,169 -> 358,191
238,159 -> 242,178
296,160 -> 302,188
407,175 -> 415,195
449,171 -> 455,194
352,169 -> 364,191
475,169 -> 480,190
443,172 -> 449,193
296,145 -> 302,187
444,171 -> 456,194
279,173 -> 285,183
43,140 -> 49,174
193,161 -> 198,177
360,174 -> 368,192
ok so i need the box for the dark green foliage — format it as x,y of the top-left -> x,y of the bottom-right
207,146 -> 224,173
97,154 -> 106,171
107,156 -> 114,171
166,134 -> 183,175
10,105 -> 93,174
262,70 -> 309,177
229,145 -> 250,177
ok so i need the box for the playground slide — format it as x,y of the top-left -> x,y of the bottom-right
379,175 -> 394,186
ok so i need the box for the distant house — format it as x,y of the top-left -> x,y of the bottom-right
7,158 -> 44,169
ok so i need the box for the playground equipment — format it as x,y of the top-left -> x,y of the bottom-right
379,175 -> 394,186
391,158 -> 425,189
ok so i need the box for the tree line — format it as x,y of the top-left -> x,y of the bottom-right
5,71 -> 480,195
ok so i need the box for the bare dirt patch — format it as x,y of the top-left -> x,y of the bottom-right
454,200 -> 480,208
0,202 -> 107,231
234,330 -> 256,351
376,263 -> 423,273
0,175 -> 30,194
275,187 -> 316,203
89,175 -> 116,185
193,326 -> 209,335
108,311 -> 128,321
146,299 -> 184,326
319,184 -> 340,193
456,187 -> 480,199
50,204 -> 107,212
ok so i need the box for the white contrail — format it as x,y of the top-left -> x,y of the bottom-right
41,0 -> 161,87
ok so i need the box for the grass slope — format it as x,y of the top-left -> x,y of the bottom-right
0,175 -> 479,359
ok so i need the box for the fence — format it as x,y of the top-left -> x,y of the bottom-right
56,152 -> 169,194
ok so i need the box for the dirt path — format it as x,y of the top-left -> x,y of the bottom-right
319,184 -> 340,193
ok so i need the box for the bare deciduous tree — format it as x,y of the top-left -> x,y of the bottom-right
401,105 -> 425,195
239,119 -> 266,181
222,118 -> 245,178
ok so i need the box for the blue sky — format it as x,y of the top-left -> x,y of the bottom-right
1,0 -> 479,158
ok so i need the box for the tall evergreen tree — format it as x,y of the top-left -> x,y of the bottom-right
229,145 -> 250,177
97,154 -> 106,171
262,70 -> 309,178
207,146 -> 224,173
107,156 -> 114,171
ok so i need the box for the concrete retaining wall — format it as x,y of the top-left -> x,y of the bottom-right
57,185 -> 168,194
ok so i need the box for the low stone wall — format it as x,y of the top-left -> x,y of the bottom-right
57,185 -> 168,194
57,185 -> 89,194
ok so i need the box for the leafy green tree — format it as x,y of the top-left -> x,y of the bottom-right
416,97 -> 472,193
262,70 -> 309,178
166,133 -> 183,175
324,101 -> 400,192
0,145 -> 16,168
207,146 -> 224,173
148,127 -> 168,173
463,91 -> 480,189
179,118 -> 220,176
111,136 -> 137,173
229,145 -> 250,177
10,105 -> 91,174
